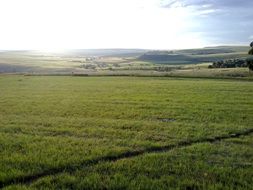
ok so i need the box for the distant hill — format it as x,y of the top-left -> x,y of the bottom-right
35,49 -> 148,58
138,52 -> 196,64
177,46 -> 249,55
138,46 -> 248,65
0,46 -> 250,74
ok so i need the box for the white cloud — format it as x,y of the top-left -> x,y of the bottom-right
0,0 -> 208,50
2,0 -> 252,49
249,35 -> 253,40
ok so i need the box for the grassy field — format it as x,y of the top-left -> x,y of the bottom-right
0,76 -> 253,189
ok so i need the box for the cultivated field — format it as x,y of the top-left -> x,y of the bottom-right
0,47 -> 250,78
0,76 -> 253,189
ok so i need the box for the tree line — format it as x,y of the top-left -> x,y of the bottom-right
208,42 -> 253,71
247,42 -> 253,71
208,59 -> 247,68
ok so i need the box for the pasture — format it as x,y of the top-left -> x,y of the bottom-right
0,76 -> 253,189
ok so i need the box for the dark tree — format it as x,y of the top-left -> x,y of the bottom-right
247,41 -> 253,71
209,59 -> 247,68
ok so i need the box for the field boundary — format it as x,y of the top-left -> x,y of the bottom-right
1,73 -> 253,81
1,128 -> 253,188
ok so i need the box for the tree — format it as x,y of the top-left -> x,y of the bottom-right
247,41 -> 253,71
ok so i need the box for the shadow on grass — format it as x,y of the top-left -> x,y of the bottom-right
1,128 -> 253,188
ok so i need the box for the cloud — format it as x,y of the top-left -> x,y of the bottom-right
162,0 -> 253,9
161,0 -> 220,17
161,0 -> 253,16
249,36 -> 253,40
0,0 -> 252,49
159,0 -> 253,46
162,0 -> 209,8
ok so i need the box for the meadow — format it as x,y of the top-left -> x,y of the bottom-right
0,76 -> 253,189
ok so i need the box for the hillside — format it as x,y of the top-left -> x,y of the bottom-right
138,46 -> 248,64
0,46 -> 250,75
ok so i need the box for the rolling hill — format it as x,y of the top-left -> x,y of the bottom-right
138,46 -> 248,64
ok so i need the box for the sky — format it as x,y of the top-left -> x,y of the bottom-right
0,0 -> 252,50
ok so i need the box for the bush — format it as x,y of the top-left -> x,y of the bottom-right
208,59 -> 247,69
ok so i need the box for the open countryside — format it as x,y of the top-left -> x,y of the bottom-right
1,0 -> 253,189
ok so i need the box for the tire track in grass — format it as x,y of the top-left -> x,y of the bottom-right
1,128 -> 253,189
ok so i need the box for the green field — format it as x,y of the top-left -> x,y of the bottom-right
0,46 -> 250,78
1,76 -> 253,189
